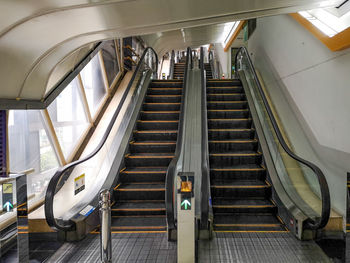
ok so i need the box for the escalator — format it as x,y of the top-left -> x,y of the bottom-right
173,57 -> 186,80
206,79 -> 286,231
204,63 -> 213,79
96,80 -> 183,233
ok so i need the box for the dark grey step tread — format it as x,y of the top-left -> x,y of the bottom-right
126,153 -> 175,157
209,139 -> 258,143
116,183 -> 165,191
211,180 -> 269,187
210,151 -> 261,155
111,216 -> 166,227
112,202 -> 165,210
208,128 -> 255,131
214,214 -> 281,225
208,118 -> 251,121
121,167 -> 168,173
134,129 -> 178,133
212,199 -> 274,207
210,164 -> 264,170
131,141 -> 176,144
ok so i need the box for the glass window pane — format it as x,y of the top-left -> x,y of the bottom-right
8,110 -> 59,200
80,54 -> 107,117
101,40 -> 119,87
48,78 -> 90,158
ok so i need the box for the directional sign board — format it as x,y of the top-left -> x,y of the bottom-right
181,196 -> 191,210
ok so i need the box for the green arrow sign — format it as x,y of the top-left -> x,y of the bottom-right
3,201 -> 13,212
181,199 -> 191,210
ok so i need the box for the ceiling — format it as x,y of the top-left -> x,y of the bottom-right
0,0 -> 342,108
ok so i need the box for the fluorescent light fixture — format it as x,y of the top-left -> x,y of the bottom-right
221,21 -> 241,47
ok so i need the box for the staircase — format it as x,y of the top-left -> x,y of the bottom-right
204,63 -> 213,79
109,80 -> 182,232
207,79 -> 286,232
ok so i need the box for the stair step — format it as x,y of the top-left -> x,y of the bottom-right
119,167 -> 167,183
207,109 -> 249,119
133,130 -> 177,141
207,87 -> 243,94
208,128 -> 255,140
211,180 -> 271,199
145,95 -> 182,103
112,201 -> 165,216
213,214 -> 284,231
207,94 -> 245,101
137,120 -> 178,130
208,118 -> 252,129
115,183 -> 165,200
207,101 -> 248,110
210,165 -> 266,181
130,141 -> 176,153
140,111 -> 179,121
212,199 -> 276,214
148,88 -> 182,95
143,103 -> 181,111
209,139 -> 258,152
125,153 -> 174,167
110,216 -> 167,232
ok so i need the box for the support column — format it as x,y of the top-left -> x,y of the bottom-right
0,110 -> 7,178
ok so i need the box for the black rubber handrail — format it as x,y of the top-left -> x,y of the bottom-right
235,46 -> 330,230
199,47 -> 211,230
165,47 -> 192,230
45,47 -> 158,231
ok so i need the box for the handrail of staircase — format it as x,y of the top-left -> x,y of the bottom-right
45,47 -> 158,231
169,50 -> 175,79
235,46 -> 330,230
199,47 -> 211,230
165,47 -> 192,230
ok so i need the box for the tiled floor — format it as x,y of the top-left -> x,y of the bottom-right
47,233 -> 176,263
198,232 -> 333,263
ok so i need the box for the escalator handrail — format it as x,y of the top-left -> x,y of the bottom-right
165,47 -> 192,230
45,47 -> 158,231
235,46 -> 330,230
199,47 -> 211,229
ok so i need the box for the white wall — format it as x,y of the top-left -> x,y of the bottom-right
247,14 -> 349,216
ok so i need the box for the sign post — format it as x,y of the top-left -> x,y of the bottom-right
177,172 -> 195,263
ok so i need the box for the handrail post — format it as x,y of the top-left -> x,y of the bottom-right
99,189 -> 112,263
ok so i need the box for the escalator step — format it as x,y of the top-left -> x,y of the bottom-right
119,167 -> 167,183
145,95 -> 182,103
207,87 -> 243,94
133,130 -> 178,141
213,214 -> 285,231
130,141 -> 176,153
209,139 -> 258,152
208,119 -> 252,129
207,101 -> 248,110
125,153 -> 174,167
208,128 -> 255,140
143,102 -> 181,111
137,120 -> 178,130
140,111 -> 180,121
110,215 -> 167,232
210,164 -> 266,181
207,109 -> 249,119
148,88 -> 182,95
111,201 -> 165,216
211,180 -> 271,198
115,183 -> 165,200
212,199 -> 276,214
209,151 -> 262,166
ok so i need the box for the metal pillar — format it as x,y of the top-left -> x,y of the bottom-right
99,189 -> 112,263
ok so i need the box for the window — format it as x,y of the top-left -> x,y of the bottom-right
80,54 -> 107,117
8,110 -> 59,200
48,78 -> 90,159
101,40 -> 119,88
